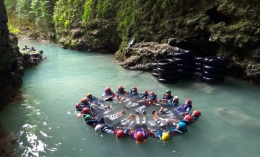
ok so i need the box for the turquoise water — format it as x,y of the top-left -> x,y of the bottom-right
0,40 -> 260,157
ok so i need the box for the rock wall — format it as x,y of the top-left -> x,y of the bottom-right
0,122 -> 15,157
0,0 -> 24,110
51,0 -> 260,84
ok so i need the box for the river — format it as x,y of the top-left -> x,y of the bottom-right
0,40 -> 259,157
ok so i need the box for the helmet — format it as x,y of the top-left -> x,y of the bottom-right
136,131 -> 145,143
184,115 -> 193,122
75,103 -> 80,108
81,98 -> 88,103
84,114 -> 91,120
132,86 -> 137,89
116,130 -> 124,138
162,132 -> 170,142
186,99 -> 192,104
105,87 -> 111,92
173,96 -> 179,101
192,110 -> 201,117
86,93 -> 92,98
150,91 -> 154,95
144,90 -> 148,94
177,121 -> 187,129
166,89 -> 171,93
31,46 -> 34,48
95,124 -> 102,131
118,86 -> 123,90
82,108 -> 90,114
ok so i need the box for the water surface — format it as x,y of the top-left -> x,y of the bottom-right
0,40 -> 260,157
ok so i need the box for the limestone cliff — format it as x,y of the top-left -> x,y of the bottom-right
0,0 -> 24,110
51,0 -> 260,84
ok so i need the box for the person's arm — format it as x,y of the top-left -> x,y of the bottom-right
185,107 -> 191,114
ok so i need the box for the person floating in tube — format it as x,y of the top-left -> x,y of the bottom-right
101,87 -> 115,101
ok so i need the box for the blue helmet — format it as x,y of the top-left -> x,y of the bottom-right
178,121 -> 187,129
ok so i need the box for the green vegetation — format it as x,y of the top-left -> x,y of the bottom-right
4,0 -> 260,56
5,0 -> 54,32
8,23 -> 20,35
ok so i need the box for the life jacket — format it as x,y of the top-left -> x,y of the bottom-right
166,98 -> 178,106
87,96 -> 98,103
163,94 -> 173,100
103,91 -> 114,97
128,90 -> 138,98
155,129 -> 164,141
180,103 -> 192,111
101,125 -> 114,134
180,120 -> 192,125
189,114 -> 199,122
137,93 -> 148,99
116,90 -> 126,95
76,102 -> 90,111
147,94 -> 157,101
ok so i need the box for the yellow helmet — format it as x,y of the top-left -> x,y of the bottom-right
162,132 -> 170,142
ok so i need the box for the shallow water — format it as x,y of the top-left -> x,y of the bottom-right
0,40 -> 260,157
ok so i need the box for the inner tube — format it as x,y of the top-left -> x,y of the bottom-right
193,57 -> 204,63
200,76 -> 225,84
179,49 -> 193,56
194,62 -> 203,67
177,64 -> 193,70
158,78 -> 179,84
159,74 -> 179,79
173,52 -> 186,58
203,56 -> 226,67
151,61 -> 157,69
157,67 -> 178,74
203,65 -> 225,73
152,72 -> 159,77
157,59 -> 177,69
173,57 -> 193,64
152,69 -> 158,73
194,67 -> 202,72
202,70 -> 225,78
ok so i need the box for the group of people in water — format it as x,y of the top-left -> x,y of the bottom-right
22,44 -> 36,51
75,86 -> 202,144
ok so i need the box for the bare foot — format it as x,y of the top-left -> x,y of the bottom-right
108,103 -> 112,109
151,109 -> 155,116
159,106 -> 164,112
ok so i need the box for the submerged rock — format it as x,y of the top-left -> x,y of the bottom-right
0,123 -> 16,157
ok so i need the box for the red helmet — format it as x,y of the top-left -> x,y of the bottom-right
116,130 -> 124,138
136,131 -> 144,143
82,108 -> 90,114
184,115 -> 193,122
118,86 -> 123,90
150,91 -> 154,95
192,110 -> 201,117
81,98 -> 88,103
186,99 -> 192,104
105,87 -> 111,91
75,103 -> 80,109
86,93 -> 92,98
144,90 -> 148,94
132,86 -> 137,90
